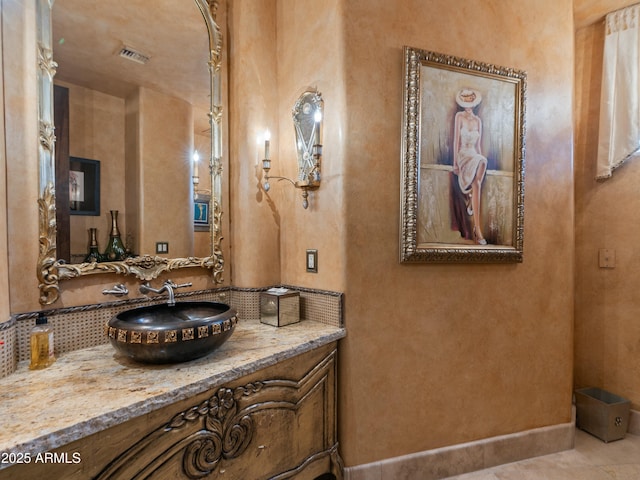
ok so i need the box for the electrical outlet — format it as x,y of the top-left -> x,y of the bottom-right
156,242 -> 169,254
306,249 -> 318,273
599,248 -> 615,268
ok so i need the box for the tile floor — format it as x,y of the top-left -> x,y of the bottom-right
446,428 -> 640,479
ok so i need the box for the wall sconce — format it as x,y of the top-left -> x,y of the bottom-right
192,150 -> 200,198
262,90 -> 324,209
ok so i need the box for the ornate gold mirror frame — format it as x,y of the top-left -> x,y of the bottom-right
36,0 -> 224,305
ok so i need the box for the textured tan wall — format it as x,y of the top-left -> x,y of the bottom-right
47,81 -> 195,261
137,87 -> 193,257
337,0 -> 574,466
228,0 -> 346,290
574,0 -> 640,411
125,89 -> 141,257
4,0 -> 41,313
58,81 -> 126,258
0,1 -> 9,323
275,0 -> 347,291
227,0 -> 281,287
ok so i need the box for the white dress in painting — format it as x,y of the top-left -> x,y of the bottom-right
455,125 -> 487,194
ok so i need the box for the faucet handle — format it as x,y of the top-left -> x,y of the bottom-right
164,280 -> 192,289
102,283 -> 129,296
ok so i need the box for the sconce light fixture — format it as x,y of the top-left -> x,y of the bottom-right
192,150 -> 200,197
262,90 -> 324,209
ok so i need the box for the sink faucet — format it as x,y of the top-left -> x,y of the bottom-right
139,280 -> 192,306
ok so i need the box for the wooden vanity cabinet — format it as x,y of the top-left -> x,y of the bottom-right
1,342 -> 342,480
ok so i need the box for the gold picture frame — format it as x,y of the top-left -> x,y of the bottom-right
400,46 -> 527,263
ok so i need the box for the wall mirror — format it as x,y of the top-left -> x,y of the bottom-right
293,90 -> 323,187
36,0 -> 224,305
262,90 -> 324,209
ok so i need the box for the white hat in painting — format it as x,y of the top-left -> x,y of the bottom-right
455,89 -> 482,108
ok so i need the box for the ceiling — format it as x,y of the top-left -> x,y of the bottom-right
52,0 -> 211,133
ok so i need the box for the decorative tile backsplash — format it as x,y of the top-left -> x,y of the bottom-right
229,285 -> 343,328
0,285 -> 343,379
0,319 -> 16,378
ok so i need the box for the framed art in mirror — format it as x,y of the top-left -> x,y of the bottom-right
399,46 -> 527,263
69,157 -> 100,216
194,195 -> 210,232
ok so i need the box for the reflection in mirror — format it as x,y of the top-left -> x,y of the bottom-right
36,0 -> 224,305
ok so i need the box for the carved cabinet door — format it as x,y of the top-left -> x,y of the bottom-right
95,343 -> 341,480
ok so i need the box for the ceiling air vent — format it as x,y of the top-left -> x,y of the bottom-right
117,45 -> 150,65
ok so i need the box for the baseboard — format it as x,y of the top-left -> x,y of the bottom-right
344,421 -> 575,480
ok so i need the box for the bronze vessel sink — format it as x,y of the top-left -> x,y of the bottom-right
106,302 -> 238,364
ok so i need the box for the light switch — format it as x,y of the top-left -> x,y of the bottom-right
306,249 -> 318,273
599,248 -> 615,268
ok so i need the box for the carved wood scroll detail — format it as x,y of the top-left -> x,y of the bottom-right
170,384 -> 262,478
37,182 -> 59,305
95,349 -> 341,480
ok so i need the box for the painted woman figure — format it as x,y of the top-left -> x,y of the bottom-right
452,88 -> 488,245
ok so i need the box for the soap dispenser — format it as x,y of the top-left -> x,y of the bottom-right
29,312 -> 55,370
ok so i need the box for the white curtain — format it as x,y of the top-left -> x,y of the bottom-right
597,4 -> 640,180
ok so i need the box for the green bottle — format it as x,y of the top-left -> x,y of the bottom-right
84,227 -> 102,263
103,210 -> 127,261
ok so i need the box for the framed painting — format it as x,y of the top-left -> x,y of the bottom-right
399,46 -> 527,263
69,156 -> 100,216
194,194 -> 210,232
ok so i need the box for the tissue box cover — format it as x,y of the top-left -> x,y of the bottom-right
260,289 -> 300,327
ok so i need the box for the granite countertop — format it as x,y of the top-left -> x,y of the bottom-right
0,319 -> 345,466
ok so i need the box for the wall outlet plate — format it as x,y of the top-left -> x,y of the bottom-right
156,242 -> 169,254
306,249 -> 318,273
599,248 -> 615,268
